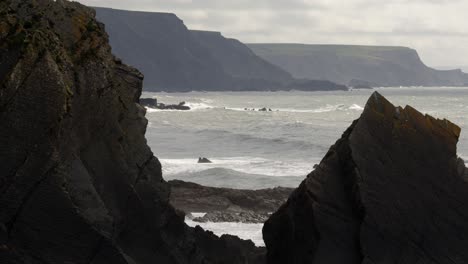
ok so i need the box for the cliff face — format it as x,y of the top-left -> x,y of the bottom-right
0,1 -> 262,263
249,44 -> 468,87
94,7 -> 346,92
190,30 -> 292,84
264,92 -> 468,263
94,7 -> 230,92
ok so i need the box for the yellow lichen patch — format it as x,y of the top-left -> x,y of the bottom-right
64,84 -> 73,96
0,21 -> 10,39
70,11 -> 89,42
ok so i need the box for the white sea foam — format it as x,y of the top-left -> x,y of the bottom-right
226,104 -> 364,113
349,104 -> 364,110
189,213 -> 207,218
183,102 -> 214,110
185,218 -> 264,247
160,157 -> 317,177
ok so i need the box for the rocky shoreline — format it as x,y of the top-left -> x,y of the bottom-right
169,180 -> 292,223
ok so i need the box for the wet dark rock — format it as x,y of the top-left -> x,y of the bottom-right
198,157 -> 212,163
169,180 -> 292,216
0,1 -> 263,263
140,99 -> 190,110
158,102 -> 190,110
139,98 -> 158,107
264,92 -> 468,264
193,211 -> 271,224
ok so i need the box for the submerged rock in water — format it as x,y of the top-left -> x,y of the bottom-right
139,98 -> 158,107
198,157 -> 213,163
264,91 -> 468,264
140,98 -> 191,110
0,1 -> 262,263
158,102 -> 190,110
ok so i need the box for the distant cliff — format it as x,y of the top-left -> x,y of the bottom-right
190,30 -> 292,84
249,44 -> 468,87
94,7 -> 346,92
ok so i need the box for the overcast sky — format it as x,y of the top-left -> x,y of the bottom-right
77,0 -> 468,69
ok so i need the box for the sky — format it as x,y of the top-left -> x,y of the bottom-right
77,0 -> 468,69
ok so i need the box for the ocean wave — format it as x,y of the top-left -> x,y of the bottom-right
183,101 -> 214,110
192,128 -> 326,153
164,167 -> 305,189
146,101 -> 364,114
349,104 -> 364,110
225,104 -> 364,113
161,157 -> 316,177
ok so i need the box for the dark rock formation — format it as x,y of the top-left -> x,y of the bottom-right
198,157 -> 212,163
139,98 -> 158,107
0,1 -> 262,263
249,43 -> 468,87
139,98 -> 190,110
192,211 -> 271,224
158,102 -> 190,111
169,180 -> 292,215
263,91 -> 468,263
93,7 -> 347,92
193,227 -> 266,263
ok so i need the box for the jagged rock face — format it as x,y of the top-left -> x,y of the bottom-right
0,1 -> 263,263
264,92 -> 468,264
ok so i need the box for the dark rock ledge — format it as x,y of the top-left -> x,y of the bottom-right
169,180 -> 292,223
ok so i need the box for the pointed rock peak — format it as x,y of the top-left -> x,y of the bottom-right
364,91 -> 395,115
361,92 -> 461,140
264,92 -> 467,264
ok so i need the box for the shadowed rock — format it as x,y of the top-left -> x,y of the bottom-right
264,91 -> 468,264
139,98 -> 158,107
0,1 -> 263,263
169,180 -> 292,223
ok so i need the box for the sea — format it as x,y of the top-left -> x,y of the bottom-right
143,87 -> 468,246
